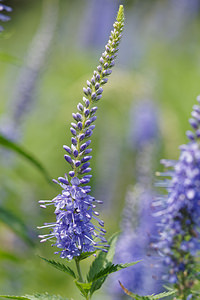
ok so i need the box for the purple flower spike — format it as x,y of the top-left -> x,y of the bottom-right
39,5 -> 124,260
152,97 -> 200,296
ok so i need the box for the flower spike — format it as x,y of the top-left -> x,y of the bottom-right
38,5 -> 124,260
153,95 -> 200,297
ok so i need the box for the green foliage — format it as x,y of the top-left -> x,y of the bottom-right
0,294 -> 69,300
0,206 -> 35,246
72,232 -> 139,298
0,249 -> 21,262
0,134 -> 52,183
39,257 -> 77,279
75,251 -> 96,262
89,261 -> 139,283
87,232 -> 119,295
0,296 -> 30,300
74,281 -> 92,298
87,232 -> 119,283
119,281 -> 176,299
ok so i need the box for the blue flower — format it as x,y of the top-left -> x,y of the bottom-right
0,1 -> 12,32
153,96 -> 200,296
38,6 -> 124,260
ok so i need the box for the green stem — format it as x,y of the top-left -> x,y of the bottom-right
75,259 -> 91,300
75,258 -> 84,282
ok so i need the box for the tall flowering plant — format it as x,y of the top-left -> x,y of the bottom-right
0,4 -> 177,300
38,5 -> 124,260
153,97 -> 200,299
36,5 -> 137,300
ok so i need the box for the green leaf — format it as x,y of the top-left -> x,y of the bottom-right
87,232 -> 119,295
39,257 -> 77,279
89,261 -> 140,283
0,206 -> 35,247
0,134 -> 52,184
74,281 -> 92,298
0,296 -> 29,300
87,232 -> 119,282
0,294 -> 69,300
25,294 -> 68,300
76,251 -> 96,262
0,249 -> 21,262
119,281 -> 176,299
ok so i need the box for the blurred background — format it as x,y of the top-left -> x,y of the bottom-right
0,0 -> 200,298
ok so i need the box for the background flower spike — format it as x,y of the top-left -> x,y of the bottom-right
152,95 -> 200,299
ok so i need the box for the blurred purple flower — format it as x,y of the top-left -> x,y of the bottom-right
0,0 -> 58,142
79,0 -> 118,49
153,96 -> 200,296
108,100 -> 163,297
38,6 -> 125,260
129,99 -> 159,150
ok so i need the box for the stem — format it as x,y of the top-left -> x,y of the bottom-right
75,259 -> 91,300
75,257 -> 84,283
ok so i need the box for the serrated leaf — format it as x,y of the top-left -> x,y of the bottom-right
0,297 -> 29,300
0,206 -> 35,247
39,257 -> 77,279
76,251 -> 96,262
147,291 -> 176,300
87,232 -> 119,295
0,294 -> 69,300
74,281 -> 92,298
90,261 -> 139,282
25,293 -> 68,300
87,232 -> 119,282
0,134 -> 52,184
119,281 -> 176,299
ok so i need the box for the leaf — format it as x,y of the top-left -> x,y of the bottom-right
87,232 -> 119,282
147,291 -> 176,300
0,297 -> 29,300
89,261 -> 140,282
0,206 -> 35,247
0,134 -> 52,184
0,294 -> 69,300
74,281 -> 92,298
76,251 -> 96,262
39,257 -> 77,279
119,281 -> 176,299
87,232 -> 119,295
0,249 -> 21,262
25,294 -> 68,300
